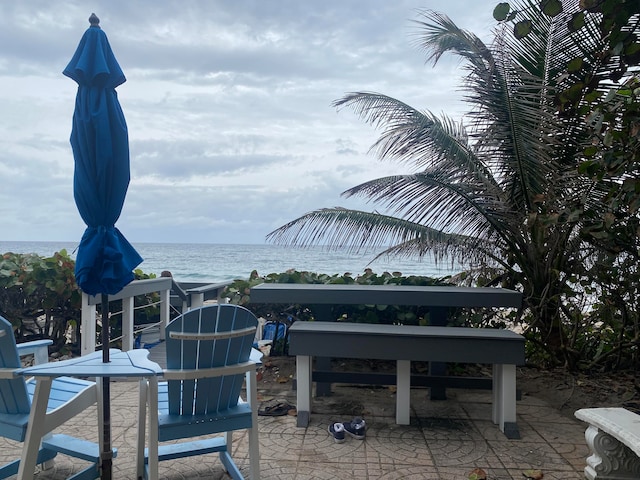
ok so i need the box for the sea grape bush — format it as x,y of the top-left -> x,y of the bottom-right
223,268 -> 463,327
2,251 -> 639,371
0,250 -> 80,349
0,250 -> 158,353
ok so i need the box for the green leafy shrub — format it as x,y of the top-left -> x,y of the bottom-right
224,268 -> 458,327
0,250 -> 80,350
0,251 -> 160,353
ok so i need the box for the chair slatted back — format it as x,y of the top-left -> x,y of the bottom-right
0,316 -> 30,414
165,305 -> 257,416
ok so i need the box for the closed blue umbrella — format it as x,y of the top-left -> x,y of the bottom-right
64,13 -> 142,480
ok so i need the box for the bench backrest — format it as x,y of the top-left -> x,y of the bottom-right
0,316 -> 30,414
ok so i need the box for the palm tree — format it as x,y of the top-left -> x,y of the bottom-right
267,1 -> 601,367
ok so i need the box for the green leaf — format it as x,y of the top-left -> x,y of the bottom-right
568,12 -> 585,32
514,20 -> 532,39
493,2 -> 511,21
567,57 -> 584,72
541,0 -> 563,17
579,0 -> 603,13
625,43 -> 640,55
584,91 -> 602,102
583,146 -> 598,157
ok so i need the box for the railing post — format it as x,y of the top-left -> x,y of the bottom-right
159,287 -> 170,341
190,292 -> 204,309
121,296 -> 135,351
81,292 -> 97,356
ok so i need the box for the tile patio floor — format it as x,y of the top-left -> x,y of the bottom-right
0,373 -> 589,479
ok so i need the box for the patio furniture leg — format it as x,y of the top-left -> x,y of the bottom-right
136,378 -> 148,480
246,369 -> 261,479
18,377 -> 53,480
493,364 -> 519,439
296,355 -> 312,427
396,360 -> 411,425
96,377 -> 104,467
147,376 -> 160,480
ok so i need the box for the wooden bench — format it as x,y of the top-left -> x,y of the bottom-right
250,283 -> 523,400
288,321 -> 525,439
574,407 -> 640,479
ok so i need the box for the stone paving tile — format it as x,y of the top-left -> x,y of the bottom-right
419,415 -> 484,442
437,466 -> 514,479
552,440 -> 591,472
427,439 -> 504,469
472,418 -> 546,443
0,380 -> 592,479
488,439 -> 578,472
530,416 -> 586,444
517,402 -> 578,423
506,467 -> 584,480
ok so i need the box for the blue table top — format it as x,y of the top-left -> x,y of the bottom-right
20,349 -> 163,378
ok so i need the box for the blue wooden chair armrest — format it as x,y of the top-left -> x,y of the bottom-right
250,347 -> 263,367
16,339 -> 53,365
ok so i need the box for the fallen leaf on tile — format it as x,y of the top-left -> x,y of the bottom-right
468,467 -> 487,480
522,470 -> 543,479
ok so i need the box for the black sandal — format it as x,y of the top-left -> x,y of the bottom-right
258,399 -> 295,416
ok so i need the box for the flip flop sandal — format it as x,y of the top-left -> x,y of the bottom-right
258,399 -> 294,416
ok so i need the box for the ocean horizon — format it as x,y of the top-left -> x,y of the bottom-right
0,240 -> 463,284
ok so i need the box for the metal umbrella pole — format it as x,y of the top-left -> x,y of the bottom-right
100,295 -> 112,479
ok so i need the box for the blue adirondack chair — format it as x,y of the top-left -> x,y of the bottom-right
137,304 -> 261,480
0,315 -> 104,480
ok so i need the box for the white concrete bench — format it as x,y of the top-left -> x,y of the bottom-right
574,407 -> 640,479
288,321 -> 525,438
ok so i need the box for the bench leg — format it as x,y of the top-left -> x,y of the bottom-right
583,425 -> 640,480
429,306 -> 447,400
296,355 -> 312,427
396,360 -> 411,425
492,364 -> 520,439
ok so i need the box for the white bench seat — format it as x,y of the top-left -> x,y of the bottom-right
575,407 -> 640,479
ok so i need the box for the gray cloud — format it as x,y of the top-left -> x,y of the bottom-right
0,0 -> 498,244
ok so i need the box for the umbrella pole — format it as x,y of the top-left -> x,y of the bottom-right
100,294 -> 112,480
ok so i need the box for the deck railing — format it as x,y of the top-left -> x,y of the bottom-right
80,278 -> 230,355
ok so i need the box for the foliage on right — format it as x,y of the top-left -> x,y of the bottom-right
495,0 -> 640,370
267,0 -> 640,370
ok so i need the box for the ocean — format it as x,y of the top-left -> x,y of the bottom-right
0,241 -> 462,284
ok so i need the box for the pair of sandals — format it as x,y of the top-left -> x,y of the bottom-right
328,417 -> 366,443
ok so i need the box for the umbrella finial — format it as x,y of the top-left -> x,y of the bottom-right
89,13 -> 100,27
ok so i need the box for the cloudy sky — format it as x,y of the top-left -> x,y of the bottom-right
0,1 -> 498,245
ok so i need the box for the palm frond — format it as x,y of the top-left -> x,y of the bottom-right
410,10 -> 494,71
332,93 -> 465,169
267,208 -> 457,257
341,173 -> 508,240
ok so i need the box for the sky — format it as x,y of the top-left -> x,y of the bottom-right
0,1 -> 499,245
